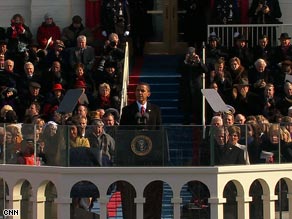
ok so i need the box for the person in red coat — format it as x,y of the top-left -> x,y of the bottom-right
37,13 -> 61,50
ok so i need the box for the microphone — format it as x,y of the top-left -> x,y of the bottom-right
135,112 -> 142,125
142,112 -> 149,125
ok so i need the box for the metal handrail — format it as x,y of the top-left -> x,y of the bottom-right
120,42 -> 129,114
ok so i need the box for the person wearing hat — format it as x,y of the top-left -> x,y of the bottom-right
229,33 -> 253,69
271,32 -> 292,66
95,59 -> 122,98
36,13 -> 61,50
61,15 -> 94,48
43,83 -> 65,121
248,0 -> 282,24
231,77 -> 261,117
205,32 -> 228,69
18,79 -> 45,122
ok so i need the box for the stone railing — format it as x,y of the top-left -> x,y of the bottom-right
0,164 -> 291,219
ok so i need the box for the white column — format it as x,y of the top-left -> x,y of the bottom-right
287,194 -> 292,219
30,196 -> 46,219
54,197 -> 71,219
236,196 -> 252,219
135,197 -> 145,219
171,197 -> 182,219
98,196 -> 109,219
6,195 -> 22,219
262,194 -> 278,219
209,197 -> 226,219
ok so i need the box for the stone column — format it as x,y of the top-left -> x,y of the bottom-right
54,197 -> 71,219
172,197 -> 182,218
236,196 -> 252,219
30,196 -> 46,219
262,194 -> 278,219
208,197 -> 226,219
134,197 -> 145,219
98,196 -> 109,219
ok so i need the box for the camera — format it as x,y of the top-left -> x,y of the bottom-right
109,41 -> 117,47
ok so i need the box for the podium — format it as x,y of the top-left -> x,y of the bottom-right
114,128 -> 169,166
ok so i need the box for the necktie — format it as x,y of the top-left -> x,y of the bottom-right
80,49 -> 84,63
141,106 -> 145,115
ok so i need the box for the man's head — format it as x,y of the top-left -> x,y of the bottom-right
77,35 -> 86,49
102,112 -> 115,126
4,59 -> 14,72
135,82 -> 151,105
24,62 -> 34,77
214,126 -> 227,146
91,119 -> 104,136
29,82 -> 41,96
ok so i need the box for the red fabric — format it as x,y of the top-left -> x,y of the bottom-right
24,155 -> 35,165
37,23 -> 61,49
86,0 -> 103,40
85,0 -> 101,28
107,191 -> 121,217
240,0 -> 250,24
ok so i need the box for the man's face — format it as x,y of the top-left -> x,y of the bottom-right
265,86 -> 274,98
5,61 -> 14,72
259,38 -> 268,48
94,125 -> 104,136
25,64 -> 34,77
29,86 -> 40,96
103,115 -> 115,126
280,38 -> 290,47
78,39 -> 86,49
52,62 -> 61,73
135,85 -> 150,104
215,130 -> 226,146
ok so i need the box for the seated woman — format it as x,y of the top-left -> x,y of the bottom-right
94,82 -> 120,111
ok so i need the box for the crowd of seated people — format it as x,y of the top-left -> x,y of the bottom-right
0,13 -> 128,173
189,31 -> 292,165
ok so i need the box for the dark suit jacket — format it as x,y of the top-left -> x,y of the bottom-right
215,144 -> 246,165
68,46 -> 95,72
120,101 -> 161,130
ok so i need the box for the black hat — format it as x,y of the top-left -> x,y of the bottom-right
234,33 -> 247,42
29,81 -> 41,89
72,15 -> 82,24
209,32 -> 220,41
279,33 -> 291,40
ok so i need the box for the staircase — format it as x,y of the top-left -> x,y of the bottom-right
128,55 -> 184,124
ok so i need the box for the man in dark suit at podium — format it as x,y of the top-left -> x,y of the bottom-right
119,82 -> 163,219
120,82 -> 161,129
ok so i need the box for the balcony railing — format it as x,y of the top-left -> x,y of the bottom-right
0,124 -> 291,219
207,24 -> 292,49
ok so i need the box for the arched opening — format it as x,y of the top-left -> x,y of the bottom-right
275,178 -> 289,217
223,181 -> 237,219
143,180 -> 164,219
0,179 -> 8,213
20,180 -> 33,219
249,179 -> 264,218
70,180 -> 99,219
181,180 -> 210,219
